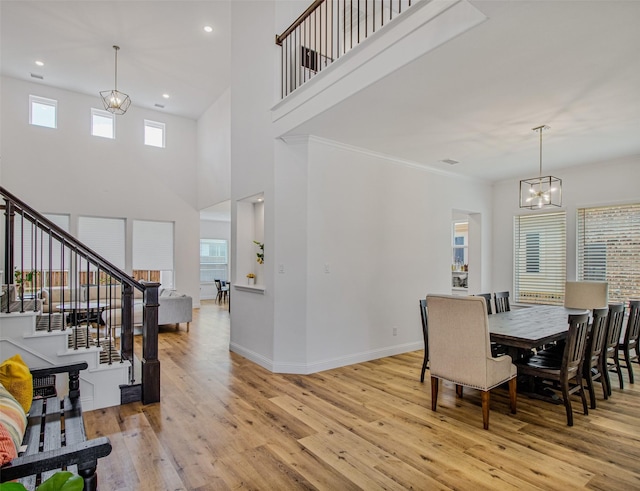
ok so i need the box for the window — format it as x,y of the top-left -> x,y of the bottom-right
577,203 -> 640,302
200,239 -> 228,283
29,95 -> 57,128
144,119 -> 165,148
78,216 -> 126,270
514,212 -> 566,305
133,220 -> 174,289
91,108 -> 115,139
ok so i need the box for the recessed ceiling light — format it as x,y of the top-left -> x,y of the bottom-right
35,60 -> 44,67
162,94 -> 170,99
204,25 -> 213,33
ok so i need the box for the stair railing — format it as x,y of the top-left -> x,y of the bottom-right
1,186 -> 160,405
276,0 -> 417,97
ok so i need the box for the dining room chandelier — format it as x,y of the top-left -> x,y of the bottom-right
519,125 -> 562,209
100,45 -> 131,115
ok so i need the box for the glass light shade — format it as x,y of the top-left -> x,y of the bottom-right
519,175 -> 562,209
100,89 -> 131,115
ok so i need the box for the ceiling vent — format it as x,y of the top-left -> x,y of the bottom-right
154,103 -> 165,109
441,159 -> 460,165
30,73 -> 44,80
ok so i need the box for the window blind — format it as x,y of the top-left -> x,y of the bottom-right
133,220 -> 174,271
514,212 -> 566,305
577,203 -> 640,303
78,216 -> 125,270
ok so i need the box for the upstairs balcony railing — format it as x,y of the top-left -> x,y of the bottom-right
276,0 -> 417,97
1,186 -> 160,405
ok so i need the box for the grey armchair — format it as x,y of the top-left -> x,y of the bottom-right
426,294 -> 517,430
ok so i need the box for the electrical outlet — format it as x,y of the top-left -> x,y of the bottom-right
324,263 -> 330,274
278,264 -> 284,274
393,327 -> 398,336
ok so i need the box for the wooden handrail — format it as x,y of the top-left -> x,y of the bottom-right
1,186 -> 142,291
276,0 -> 324,45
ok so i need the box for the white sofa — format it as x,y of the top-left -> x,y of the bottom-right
101,288 -> 193,332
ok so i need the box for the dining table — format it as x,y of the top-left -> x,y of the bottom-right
488,304 -> 589,359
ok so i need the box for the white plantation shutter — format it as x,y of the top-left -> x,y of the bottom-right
577,203 -> 640,303
514,212 -> 566,305
132,220 -> 174,271
78,216 -> 125,270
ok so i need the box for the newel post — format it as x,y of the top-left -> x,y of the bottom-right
121,283 -> 134,368
141,281 -> 160,404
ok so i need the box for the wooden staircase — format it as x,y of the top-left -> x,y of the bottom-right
1,310 -> 130,410
2,185 -> 160,408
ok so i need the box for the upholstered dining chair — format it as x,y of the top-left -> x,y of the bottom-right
516,312 -> 590,426
564,281 -> 608,310
426,294 -> 517,430
618,300 -> 640,384
603,303 -> 626,394
419,299 -> 429,383
493,291 -> 511,313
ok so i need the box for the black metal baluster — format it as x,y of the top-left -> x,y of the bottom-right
357,0 -> 360,44
48,230 -> 53,331
31,217 -> 37,312
60,238 -> 66,331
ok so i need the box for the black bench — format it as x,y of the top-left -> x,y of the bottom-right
0,362 -> 112,491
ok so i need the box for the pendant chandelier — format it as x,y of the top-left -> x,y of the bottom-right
519,125 -> 562,209
100,45 -> 131,115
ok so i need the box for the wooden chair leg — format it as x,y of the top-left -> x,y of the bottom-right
481,391 -> 490,430
598,358 -> 609,400
577,374 -> 589,416
456,384 -> 463,398
603,360 -> 613,396
623,348 -> 635,384
430,376 -> 439,411
508,378 -> 517,414
585,369 -> 597,409
420,354 -> 428,383
561,381 -> 574,426
614,352 -> 624,390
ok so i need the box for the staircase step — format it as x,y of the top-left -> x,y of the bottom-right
66,328 -> 122,364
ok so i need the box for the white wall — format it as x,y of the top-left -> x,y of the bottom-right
304,138 -> 493,369
228,0 -> 277,366
228,1 -> 494,373
197,89 -> 231,210
491,155 -> 640,296
1,76 -> 201,306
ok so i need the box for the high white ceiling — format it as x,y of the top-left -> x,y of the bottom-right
291,0 -> 640,181
0,0 -> 231,120
1,0 -> 639,185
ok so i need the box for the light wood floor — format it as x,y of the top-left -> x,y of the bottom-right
84,301 -> 640,490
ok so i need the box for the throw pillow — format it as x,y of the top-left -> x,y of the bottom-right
0,354 -> 33,413
0,420 -> 18,464
0,382 -> 27,461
